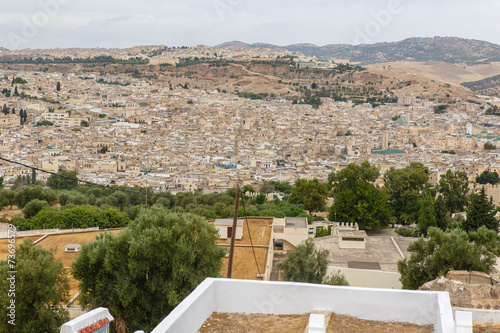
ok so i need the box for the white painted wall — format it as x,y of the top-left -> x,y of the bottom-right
453,307 -> 500,327
263,227 -> 274,281
151,279 -> 215,333
60,307 -> 114,333
214,224 -> 242,240
151,278 -> 458,333
327,266 -> 402,289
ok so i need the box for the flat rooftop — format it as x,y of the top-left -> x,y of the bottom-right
285,217 -> 308,229
213,218 -> 273,280
197,312 -> 433,333
314,236 -> 415,273
214,219 -> 244,226
0,229 -> 123,303
338,230 -> 367,237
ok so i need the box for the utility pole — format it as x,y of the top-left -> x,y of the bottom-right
227,180 -> 240,279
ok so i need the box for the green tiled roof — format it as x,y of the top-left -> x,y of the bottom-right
393,117 -> 407,124
371,149 -> 406,155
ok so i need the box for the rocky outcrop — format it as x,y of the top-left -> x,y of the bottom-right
420,271 -> 500,309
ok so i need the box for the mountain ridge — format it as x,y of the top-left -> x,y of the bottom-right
215,37 -> 500,64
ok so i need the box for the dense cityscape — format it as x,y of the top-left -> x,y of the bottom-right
1,5 -> 500,332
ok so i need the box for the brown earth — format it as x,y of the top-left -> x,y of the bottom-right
1,59 -> 470,104
197,313 -> 309,333
35,230 -> 123,268
366,61 -> 500,86
197,312 -> 434,333
327,313 -> 433,333
215,218 -> 272,280
474,326 -> 500,333
0,235 -> 44,258
366,62 -> 476,101
0,206 -> 23,220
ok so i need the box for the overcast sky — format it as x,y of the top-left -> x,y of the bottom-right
1,0 -> 499,50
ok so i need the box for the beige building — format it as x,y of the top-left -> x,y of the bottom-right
273,217 -> 311,253
41,158 -> 60,172
42,112 -> 88,126
0,114 -> 18,127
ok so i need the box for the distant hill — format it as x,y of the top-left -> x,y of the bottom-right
215,41 -> 251,49
215,37 -> 500,64
462,74 -> 500,91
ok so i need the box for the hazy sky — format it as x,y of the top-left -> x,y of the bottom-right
1,0 -> 499,50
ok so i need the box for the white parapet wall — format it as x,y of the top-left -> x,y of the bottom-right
0,227 -> 100,239
60,307 -> 114,333
453,308 -> 500,327
327,266 -> 402,289
151,278 -> 461,333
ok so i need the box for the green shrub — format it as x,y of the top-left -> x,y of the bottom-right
395,227 -> 422,238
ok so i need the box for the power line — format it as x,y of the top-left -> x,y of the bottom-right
0,155 -> 235,198
241,192 -> 261,277
226,182 -> 240,279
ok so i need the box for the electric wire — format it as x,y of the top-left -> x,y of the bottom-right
0,155 -> 236,198
240,191 -> 261,276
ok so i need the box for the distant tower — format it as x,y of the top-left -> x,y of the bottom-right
382,126 -> 389,150
467,123 -> 472,135
448,123 -> 455,134
405,108 -> 411,128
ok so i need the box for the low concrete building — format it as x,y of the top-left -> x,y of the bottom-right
273,217 -> 311,253
214,219 -> 243,240
64,244 -> 81,253
338,230 -> 367,250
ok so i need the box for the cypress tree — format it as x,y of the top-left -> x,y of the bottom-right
464,188 -> 498,232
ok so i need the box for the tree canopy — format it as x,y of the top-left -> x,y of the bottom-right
464,188 -> 498,233
330,182 -> 391,229
0,239 -> 70,332
72,207 -> 225,333
398,227 -> 500,289
384,163 -> 430,224
438,170 -> 469,214
328,161 -> 379,195
277,238 -> 348,286
46,170 -> 78,190
12,205 -> 130,231
476,171 -> 499,185
417,195 -> 437,235
12,185 -> 57,208
0,188 -> 13,210
289,178 -> 328,213
22,199 -> 49,218
259,181 -> 274,194
269,181 -> 293,194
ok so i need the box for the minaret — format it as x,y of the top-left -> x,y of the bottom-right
406,108 -> 411,128
382,126 -> 389,150
467,123 -> 472,135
